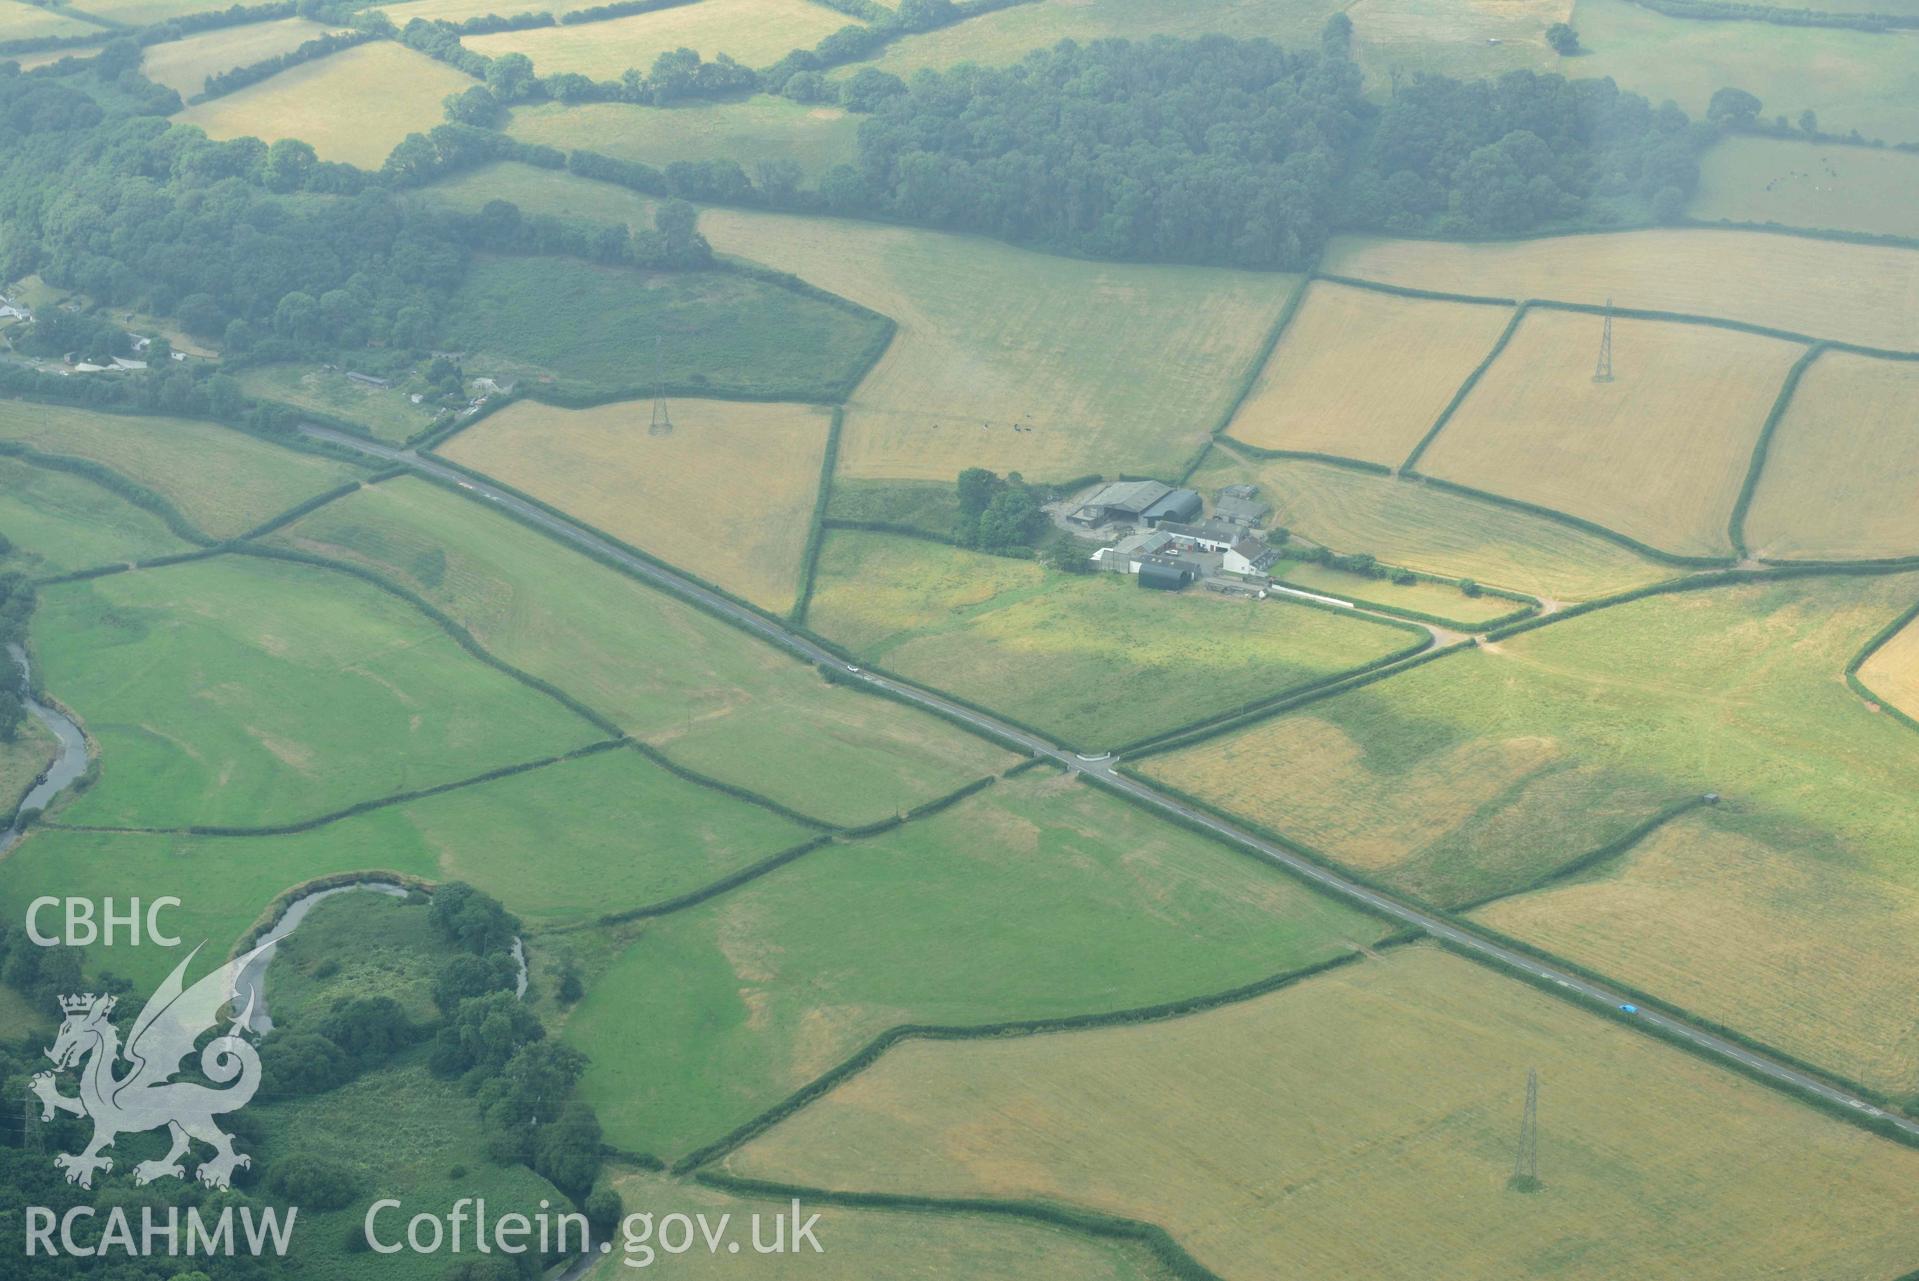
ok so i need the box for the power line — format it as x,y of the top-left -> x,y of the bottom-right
1593,298 -> 1614,383
1509,1067 -> 1541,1192
649,335 -> 673,436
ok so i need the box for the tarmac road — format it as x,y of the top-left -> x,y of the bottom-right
301,424 -> 1919,1144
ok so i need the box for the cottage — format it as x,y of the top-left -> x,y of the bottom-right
1223,535 -> 1280,578
1152,517 -> 1243,551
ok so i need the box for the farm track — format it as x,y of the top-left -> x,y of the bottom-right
296,423 -> 1919,1145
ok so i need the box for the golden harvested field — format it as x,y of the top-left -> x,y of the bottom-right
1691,136 -> 1919,242
439,397 -> 832,613
174,42 -> 473,169
0,398 -> 364,539
701,208 -> 1296,481
728,945 -> 1919,1281
33,0 -> 211,24
1190,451 -> 1672,601
1417,311 -> 1803,557
594,1168 -> 1164,1281
1858,612 -> 1919,721
1226,282 -> 1514,466
0,0 -> 105,40
466,0 -> 851,78
141,18 -> 342,98
1475,812 -> 1919,1096
1324,229 -> 1919,353
1351,0 -> 1571,87
1743,351 -> 1919,561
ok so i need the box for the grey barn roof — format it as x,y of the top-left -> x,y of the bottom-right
1083,479 -> 1172,514
1141,488 -> 1203,524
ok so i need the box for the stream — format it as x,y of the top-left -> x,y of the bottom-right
3,642 -> 88,856
237,880 -> 530,1032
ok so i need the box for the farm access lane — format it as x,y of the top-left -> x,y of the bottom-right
297,424 -> 1919,1146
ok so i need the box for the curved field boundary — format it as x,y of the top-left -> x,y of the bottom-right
1210,438 -> 1396,477
1106,626 -> 1435,757
1101,765 -> 1919,1138
589,770 -> 1006,926
1398,301 -> 1529,472
0,439 -> 217,546
46,736 -> 626,838
1451,794 -> 1716,912
1727,343 -> 1830,557
787,406 -> 844,625
1175,272 -> 1315,485
625,739 -> 839,831
1269,573 -> 1538,633
675,950 -> 1377,1175
34,546 -> 228,587
1122,640 -> 1471,759
1409,474 -> 1738,568
1846,594 -> 1919,737
232,541 -> 625,734
697,1172 -> 1220,1281
1314,273 -> 1520,309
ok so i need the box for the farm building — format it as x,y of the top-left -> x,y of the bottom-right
1153,517 -> 1244,551
1214,483 -> 1272,527
1069,479 -> 1173,527
1138,560 -> 1193,591
1141,488 -> 1204,526
1224,536 -> 1281,577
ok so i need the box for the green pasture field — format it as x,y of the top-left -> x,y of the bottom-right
1189,451 -> 1673,602
1417,310 -> 1803,557
360,743 -> 815,924
1147,573 -> 1919,1090
729,945 -> 1919,1281
0,825 -> 442,991
1569,0 -> 1919,145
250,1057 -> 568,1281
414,161 -> 661,234
0,0 -> 105,40
263,888 -> 460,1025
1691,136 -> 1919,241
700,207 -> 1297,482
173,41 -> 475,169
597,1166 -> 1167,1280
852,0 -> 1341,79
465,0 -> 851,78
235,362 -> 440,445
269,477 -> 1015,824
35,553 -> 598,829
0,398 -> 365,539
508,96 -> 861,179
140,17 -> 342,97
1225,282 -> 1515,467
0,454 -> 192,575
566,770 -> 1384,1158
823,477 -> 966,543
440,254 -> 887,401
1322,229 -> 1919,353
440,397 -> 833,613
1744,350 -> 1919,560
808,531 -> 1420,751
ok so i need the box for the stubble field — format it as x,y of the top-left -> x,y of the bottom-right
440,396 -> 835,613
140,17 -> 342,98
1225,282 -> 1515,467
465,0 -> 851,77
1416,311 -> 1802,557
725,945 -> 1919,1281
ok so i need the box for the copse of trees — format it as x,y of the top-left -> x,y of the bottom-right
843,38 -> 1369,269
1344,69 -> 1710,234
956,468 -> 1048,555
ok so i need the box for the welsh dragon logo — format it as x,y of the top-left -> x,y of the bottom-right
30,935 -> 281,1190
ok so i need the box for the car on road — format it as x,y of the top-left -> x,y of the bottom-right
1619,1004 -> 1639,1014
846,664 -> 861,674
